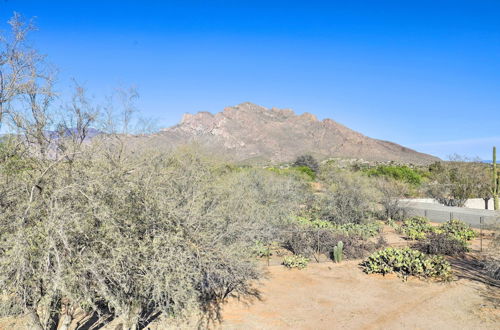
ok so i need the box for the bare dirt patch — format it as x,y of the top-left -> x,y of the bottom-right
218,226 -> 499,330
219,260 -> 498,330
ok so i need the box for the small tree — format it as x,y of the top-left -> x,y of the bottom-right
0,13 -> 42,129
427,156 -> 490,207
293,154 -> 319,173
375,178 -> 409,221
315,169 -> 380,224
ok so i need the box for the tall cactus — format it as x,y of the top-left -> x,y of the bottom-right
494,146 -> 499,210
333,241 -> 344,263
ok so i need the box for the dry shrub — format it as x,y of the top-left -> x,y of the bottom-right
0,19 -> 307,326
483,225 -> 500,280
315,169 -> 380,224
0,146 -> 305,329
332,234 -> 387,260
282,228 -> 386,260
414,232 -> 468,256
375,177 -> 409,221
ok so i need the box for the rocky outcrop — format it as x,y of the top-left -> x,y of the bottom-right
144,102 -> 438,164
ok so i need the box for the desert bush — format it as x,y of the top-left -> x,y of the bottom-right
335,222 -> 381,238
294,165 -> 316,180
286,216 -> 383,260
426,157 -> 491,207
293,154 -> 319,173
283,228 -> 335,257
484,260 -> 500,280
365,165 -> 423,186
0,16 -> 307,327
375,178 -> 410,221
315,169 -> 380,224
284,222 -> 384,260
282,255 -> 309,269
362,247 -> 452,281
482,225 -> 500,280
250,241 -> 281,258
267,166 -> 315,181
440,219 -> 476,241
331,234 -> 387,260
292,216 -> 381,238
0,146 -> 305,329
415,232 -> 468,256
251,241 -> 272,258
398,216 -> 435,240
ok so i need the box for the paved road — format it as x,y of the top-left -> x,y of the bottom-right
400,200 -> 500,228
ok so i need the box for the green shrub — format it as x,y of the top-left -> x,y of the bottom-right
335,222 -> 381,238
399,216 -> 435,240
365,165 -> 423,186
282,255 -> 310,269
415,232 -> 468,256
440,219 -> 476,241
362,247 -> 452,281
251,240 -> 272,258
294,165 -> 316,180
387,218 -> 399,229
267,166 -> 315,181
292,216 -> 333,229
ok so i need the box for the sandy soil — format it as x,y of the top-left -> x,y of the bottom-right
219,260 -> 498,330
216,226 -> 499,330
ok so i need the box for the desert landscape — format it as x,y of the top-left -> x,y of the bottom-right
1,2 -> 499,330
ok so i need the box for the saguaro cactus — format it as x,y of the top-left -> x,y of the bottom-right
494,146 -> 499,210
333,241 -> 344,263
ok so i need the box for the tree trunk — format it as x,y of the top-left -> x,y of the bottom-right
120,306 -> 141,330
59,313 -> 73,330
27,308 -> 44,330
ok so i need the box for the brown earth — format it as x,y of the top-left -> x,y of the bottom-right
215,226 -> 499,330
218,260 -> 498,330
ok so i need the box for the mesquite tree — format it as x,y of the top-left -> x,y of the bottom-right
426,156 -> 491,207
0,13 -> 306,330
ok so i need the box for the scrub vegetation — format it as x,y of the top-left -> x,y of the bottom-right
0,13 -> 498,330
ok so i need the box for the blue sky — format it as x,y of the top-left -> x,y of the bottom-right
1,1 -> 499,159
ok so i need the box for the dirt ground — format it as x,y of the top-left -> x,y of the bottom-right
219,260 -> 498,330
1,225 -> 498,330
217,226 -> 499,330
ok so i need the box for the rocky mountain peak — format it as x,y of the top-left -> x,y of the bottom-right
151,103 -> 438,164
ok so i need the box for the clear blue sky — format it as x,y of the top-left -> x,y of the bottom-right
1,0 -> 499,159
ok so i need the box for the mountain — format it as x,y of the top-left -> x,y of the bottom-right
134,102 -> 439,165
47,128 -> 102,140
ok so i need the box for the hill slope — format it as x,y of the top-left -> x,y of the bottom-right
137,102 -> 438,164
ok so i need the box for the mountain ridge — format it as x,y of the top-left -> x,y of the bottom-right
140,102 -> 439,164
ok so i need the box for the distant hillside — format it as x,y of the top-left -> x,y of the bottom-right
132,102 -> 439,165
